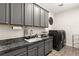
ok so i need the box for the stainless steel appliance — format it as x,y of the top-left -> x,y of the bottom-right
49,30 -> 66,51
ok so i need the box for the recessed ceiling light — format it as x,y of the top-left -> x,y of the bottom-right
58,3 -> 63,6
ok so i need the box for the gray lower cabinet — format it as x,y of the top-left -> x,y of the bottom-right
28,47 -> 37,56
28,43 -> 38,56
25,3 -> 33,26
28,42 -> 44,56
10,3 -> 24,25
45,39 -> 52,55
0,3 -> 9,24
2,47 -> 27,56
37,44 -> 44,56
33,4 -> 41,27
1,38 -> 52,56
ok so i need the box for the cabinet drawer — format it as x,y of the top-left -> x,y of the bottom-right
28,48 -> 37,56
28,42 -> 44,49
45,39 -> 52,45
2,47 -> 27,56
45,40 -> 50,45
37,41 -> 44,46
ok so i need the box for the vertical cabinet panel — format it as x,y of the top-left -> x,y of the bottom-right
25,3 -> 33,26
37,45 -> 44,56
44,11 -> 48,27
6,4 -> 10,24
45,39 -> 52,55
45,40 -> 50,55
41,8 -> 48,27
10,3 -> 23,25
21,4 -> 24,25
0,4 -> 6,23
0,3 -> 9,24
33,4 -> 41,27
41,9 -> 45,27
45,45 -> 50,55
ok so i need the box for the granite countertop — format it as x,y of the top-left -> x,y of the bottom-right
0,36 -> 52,55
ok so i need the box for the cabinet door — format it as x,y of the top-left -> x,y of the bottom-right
44,11 -> 48,27
45,39 -> 52,55
41,9 -> 45,27
45,44 -> 50,55
25,3 -> 33,26
33,4 -> 41,27
49,39 -> 53,49
38,45 -> 44,56
10,3 -> 23,25
6,4 -> 10,24
0,4 -> 6,23
28,48 -> 37,56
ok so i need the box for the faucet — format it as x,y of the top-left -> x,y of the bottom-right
30,29 -> 33,36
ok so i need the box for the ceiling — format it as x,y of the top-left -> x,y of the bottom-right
37,3 -> 79,14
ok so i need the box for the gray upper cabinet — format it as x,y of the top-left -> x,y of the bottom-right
33,4 -> 41,27
10,3 -> 24,25
41,8 -> 49,27
0,3 -> 9,24
41,8 -> 45,27
25,3 -> 33,26
44,11 -> 48,27
0,3 -> 48,27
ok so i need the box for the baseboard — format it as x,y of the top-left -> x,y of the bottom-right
45,50 -> 52,56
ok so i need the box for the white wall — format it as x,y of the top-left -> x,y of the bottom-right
0,25 -> 24,40
46,12 -> 55,31
54,7 -> 79,47
24,27 -> 45,36
0,24 -> 45,40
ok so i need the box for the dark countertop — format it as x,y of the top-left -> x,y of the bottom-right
0,36 -> 53,55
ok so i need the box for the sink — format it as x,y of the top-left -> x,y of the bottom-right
24,38 -> 42,42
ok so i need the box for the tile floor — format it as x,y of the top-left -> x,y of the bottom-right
48,46 -> 79,56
